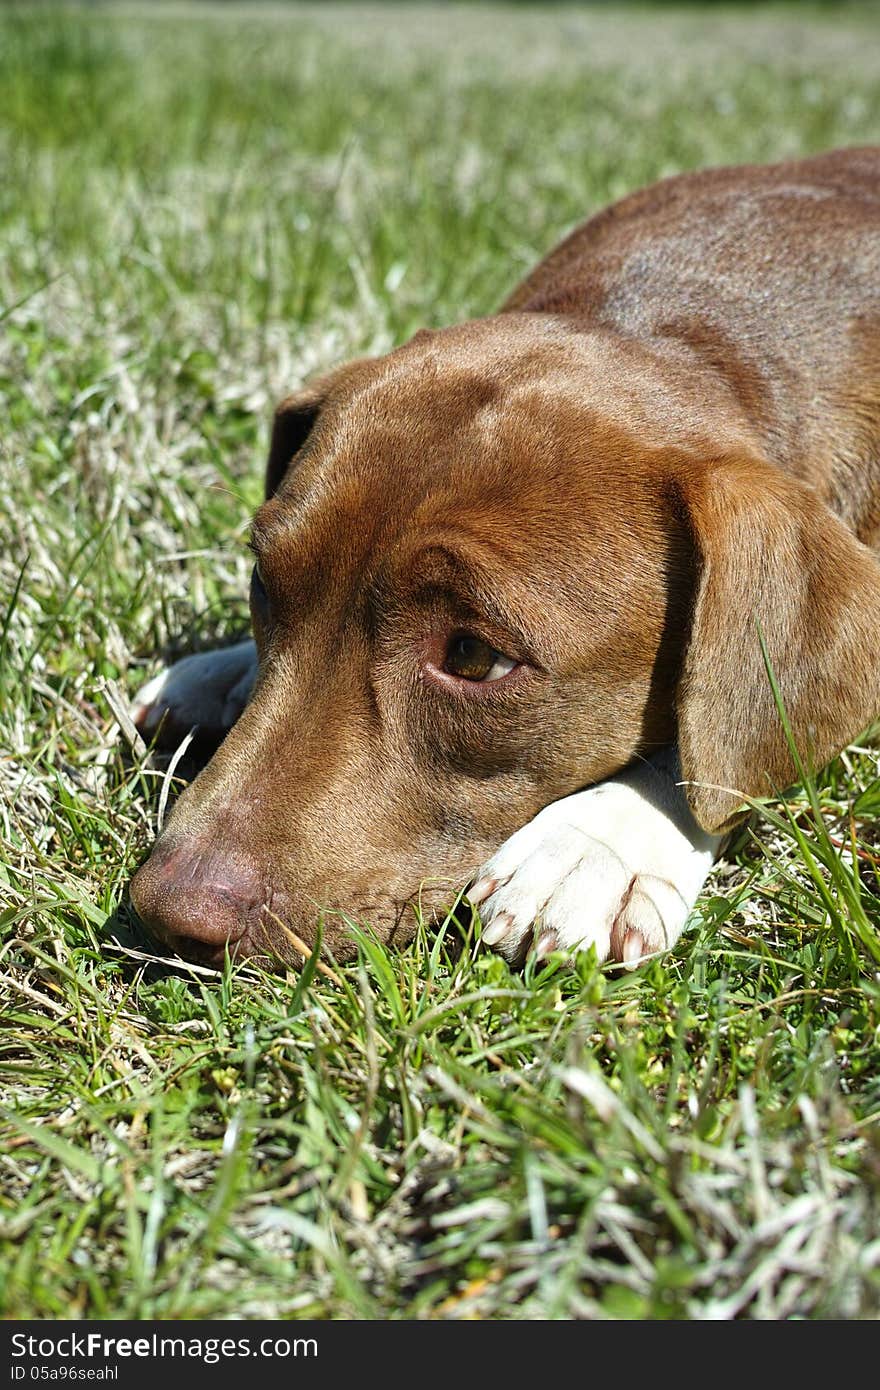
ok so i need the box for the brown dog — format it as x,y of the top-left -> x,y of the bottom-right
130,147 -> 880,971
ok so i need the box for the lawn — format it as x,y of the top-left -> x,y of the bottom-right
1,0 -> 879,1320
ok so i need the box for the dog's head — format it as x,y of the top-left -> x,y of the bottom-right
130,314 -> 880,966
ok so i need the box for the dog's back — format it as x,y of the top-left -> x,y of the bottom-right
506,148 -> 880,544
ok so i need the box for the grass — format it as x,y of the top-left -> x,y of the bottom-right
1,0 -> 880,1320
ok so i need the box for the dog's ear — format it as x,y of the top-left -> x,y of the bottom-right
264,357 -> 376,497
676,453 -> 880,832
264,383 -> 327,499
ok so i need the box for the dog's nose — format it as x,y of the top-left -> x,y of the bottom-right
129,840 -> 264,956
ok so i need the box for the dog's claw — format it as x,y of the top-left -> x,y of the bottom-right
621,930 -> 647,968
534,932 -> 557,960
481,911 -> 514,946
468,876 -> 498,906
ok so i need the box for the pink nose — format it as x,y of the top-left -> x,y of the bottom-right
129,839 -> 265,958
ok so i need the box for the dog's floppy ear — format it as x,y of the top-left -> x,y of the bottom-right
676,453 -> 880,832
264,357 -> 377,498
264,383 -> 327,499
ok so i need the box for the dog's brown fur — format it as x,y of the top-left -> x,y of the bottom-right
130,147 -> 880,966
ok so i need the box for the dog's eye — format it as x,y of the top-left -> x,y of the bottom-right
443,633 -> 517,682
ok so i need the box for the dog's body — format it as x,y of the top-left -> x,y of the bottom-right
130,147 -> 880,969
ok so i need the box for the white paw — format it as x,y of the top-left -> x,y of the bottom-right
470,754 -> 721,969
131,639 -> 257,745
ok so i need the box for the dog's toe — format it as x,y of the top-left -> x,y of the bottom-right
608,873 -> 682,969
472,815 -> 606,964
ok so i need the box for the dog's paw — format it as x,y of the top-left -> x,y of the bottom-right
131,639 -> 257,747
469,762 -> 720,969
